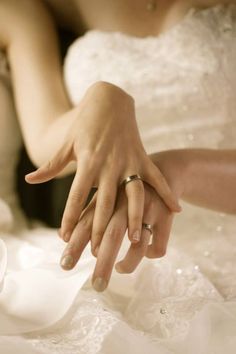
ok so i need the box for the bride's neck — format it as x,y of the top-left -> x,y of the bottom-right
43,0 -> 220,37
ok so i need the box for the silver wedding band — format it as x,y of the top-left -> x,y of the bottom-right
142,223 -> 153,235
122,174 -> 142,186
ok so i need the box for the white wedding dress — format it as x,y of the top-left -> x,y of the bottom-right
0,4 -> 236,354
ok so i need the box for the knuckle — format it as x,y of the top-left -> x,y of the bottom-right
92,220 -> 105,237
109,226 -> 123,242
101,195 -> 114,211
45,160 -> 53,171
145,196 -> 156,211
130,215 -> 142,224
70,192 -> 84,206
92,231 -> 103,244
155,246 -> 166,258
80,150 -> 101,170
80,149 -> 93,162
79,216 -> 92,229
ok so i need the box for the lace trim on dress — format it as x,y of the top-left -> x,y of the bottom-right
25,291 -> 120,354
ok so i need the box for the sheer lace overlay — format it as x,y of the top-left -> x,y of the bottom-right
25,291 -> 120,354
64,5 -> 236,154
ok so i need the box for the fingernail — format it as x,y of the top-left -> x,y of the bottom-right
25,173 -> 34,182
175,205 -> 182,213
175,200 -> 182,212
132,230 -> 141,242
63,232 -> 71,242
115,263 -> 124,273
60,255 -> 74,269
93,277 -> 107,292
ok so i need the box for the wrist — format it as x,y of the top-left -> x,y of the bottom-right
149,149 -> 191,200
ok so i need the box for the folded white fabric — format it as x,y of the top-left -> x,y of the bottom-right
0,336 -> 41,354
0,238 -> 7,292
0,229 -> 95,335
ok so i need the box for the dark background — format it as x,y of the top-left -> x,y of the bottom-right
16,29 -> 77,228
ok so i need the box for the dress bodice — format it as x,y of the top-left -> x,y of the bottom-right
64,4 -> 236,154
63,3 -> 236,302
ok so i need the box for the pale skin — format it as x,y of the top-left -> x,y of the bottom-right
64,148 -> 236,291
0,0 -> 180,239
0,0 -> 235,291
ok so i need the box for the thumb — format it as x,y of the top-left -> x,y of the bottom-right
25,147 -> 71,184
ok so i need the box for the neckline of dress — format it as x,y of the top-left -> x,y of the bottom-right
81,3 -> 235,42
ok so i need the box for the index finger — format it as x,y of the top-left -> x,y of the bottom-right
61,166 -> 94,241
92,193 -> 128,292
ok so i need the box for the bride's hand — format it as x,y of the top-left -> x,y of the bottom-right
59,149 -> 185,291
59,181 -> 174,291
25,81 -> 180,246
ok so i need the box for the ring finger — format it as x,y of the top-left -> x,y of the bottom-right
115,216 -> 156,274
